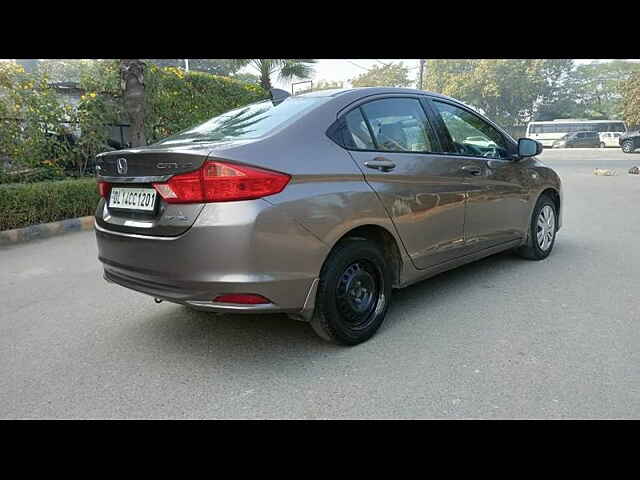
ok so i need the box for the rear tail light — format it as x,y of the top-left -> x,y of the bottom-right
213,294 -> 271,305
98,181 -> 111,198
152,160 -> 290,204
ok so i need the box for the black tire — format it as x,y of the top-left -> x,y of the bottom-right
310,238 -> 391,345
600,142 -> 606,149
515,194 -> 558,260
622,140 -> 635,153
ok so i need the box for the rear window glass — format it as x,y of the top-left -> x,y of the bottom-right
156,97 -> 327,145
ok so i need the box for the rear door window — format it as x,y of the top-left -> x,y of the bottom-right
327,108 -> 376,150
359,98 -> 440,153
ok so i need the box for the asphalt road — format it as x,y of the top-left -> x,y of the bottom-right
1,148 -> 639,419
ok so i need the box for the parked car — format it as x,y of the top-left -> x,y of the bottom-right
94,87 -> 562,345
599,132 -> 622,148
619,129 -> 640,153
552,131 -> 601,148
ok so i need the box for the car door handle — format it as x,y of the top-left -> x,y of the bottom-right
364,158 -> 396,172
461,164 -> 482,176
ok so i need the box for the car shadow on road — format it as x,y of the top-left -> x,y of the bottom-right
123,247 -> 555,368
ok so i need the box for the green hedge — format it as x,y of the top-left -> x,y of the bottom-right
145,66 -> 268,143
0,178 -> 99,231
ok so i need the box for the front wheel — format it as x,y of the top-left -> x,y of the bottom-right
622,140 -> 635,153
600,142 -> 606,149
515,195 -> 558,260
310,239 -> 391,345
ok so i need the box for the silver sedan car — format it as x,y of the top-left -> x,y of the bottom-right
94,87 -> 562,345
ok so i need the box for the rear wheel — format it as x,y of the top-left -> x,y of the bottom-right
622,140 -> 635,153
310,238 -> 391,345
515,194 -> 557,260
600,142 -> 606,149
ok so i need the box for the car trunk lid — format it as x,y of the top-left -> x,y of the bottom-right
95,148 -> 209,237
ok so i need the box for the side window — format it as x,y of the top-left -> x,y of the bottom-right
360,98 -> 439,153
328,108 -> 375,150
432,101 -> 510,159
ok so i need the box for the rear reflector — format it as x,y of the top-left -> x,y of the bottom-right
152,160 -> 290,204
213,294 -> 271,305
97,181 -> 111,198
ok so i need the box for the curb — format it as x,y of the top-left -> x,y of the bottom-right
0,216 -> 95,246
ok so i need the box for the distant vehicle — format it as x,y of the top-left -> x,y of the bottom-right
599,132 -> 622,148
619,129 -> 640,153
527,120 -> 627,147
552,131 -> 601,148
464,136 -> 497,148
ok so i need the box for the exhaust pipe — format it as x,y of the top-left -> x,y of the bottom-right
154,298 -> 163,304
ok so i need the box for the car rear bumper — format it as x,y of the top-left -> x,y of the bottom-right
95,199 -> 329,320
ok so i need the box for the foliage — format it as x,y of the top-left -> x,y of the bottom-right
570,61 -> 640,120
144,65 -> 268,143
422,59 -> 640,125
0,62 -> 75,170
242,59 -> 317,91
423,59 -> 550,126
0,60 -> 268,177
532,60 -> 581,120
15,59 -> 40,74
621,72 -> 640,128
146,59 -> 247,77
0,60 -> 123,178
351,62 -> 412,88
0,178 -> 99,231
232,72 -> 260,85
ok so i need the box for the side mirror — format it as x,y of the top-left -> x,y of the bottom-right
517,138 -> 543,158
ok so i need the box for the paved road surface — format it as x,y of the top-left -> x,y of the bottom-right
1,148 -> 639,418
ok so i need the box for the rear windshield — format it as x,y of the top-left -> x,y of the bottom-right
156,97 -> 327,145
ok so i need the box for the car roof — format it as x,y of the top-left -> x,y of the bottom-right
296,86 -> 456,102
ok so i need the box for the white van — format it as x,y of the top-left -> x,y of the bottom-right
599,132 -> 622,148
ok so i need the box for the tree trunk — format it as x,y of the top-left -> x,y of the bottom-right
120,59 -> 146,147
260,74 -> 272,92
258,60 -> 273,92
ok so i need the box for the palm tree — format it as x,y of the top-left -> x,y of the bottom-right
245,59 -> 316,91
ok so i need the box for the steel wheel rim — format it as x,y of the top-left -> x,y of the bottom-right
536,205 -> 555,251
335,260 -> 380,329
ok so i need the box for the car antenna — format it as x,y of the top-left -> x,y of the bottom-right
270,88 -> 290,106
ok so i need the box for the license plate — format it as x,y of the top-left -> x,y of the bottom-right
109,187 -> 157,211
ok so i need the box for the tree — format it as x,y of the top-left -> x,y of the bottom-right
422,59 -> 547,126
569,60 -> 640,119
232,72 -> 260,85
243,59 -> 316,91
15,59 -> 40,74
36,59 -> 92,83
120,59 -> 146,147
421,59 -> 476,94
146,59 -> 246,77
351,62 -> 412,88
532,59 -> 581,120
621,71 -> 640,128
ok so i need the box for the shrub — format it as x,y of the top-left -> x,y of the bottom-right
1,61 -> 268,181
0,178 -> 99,231
144,65 -> 267,143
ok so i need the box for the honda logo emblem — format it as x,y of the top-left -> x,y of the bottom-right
116,157 -> 128,175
